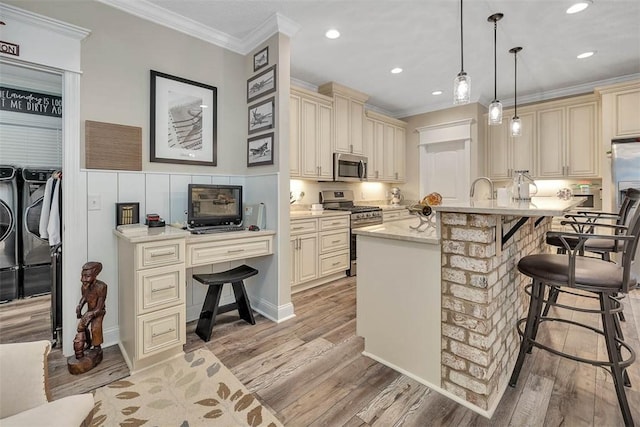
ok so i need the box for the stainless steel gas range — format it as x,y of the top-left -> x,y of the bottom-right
320,190 -> 382,276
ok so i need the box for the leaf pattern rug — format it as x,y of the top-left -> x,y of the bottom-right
91,349 -> 282,427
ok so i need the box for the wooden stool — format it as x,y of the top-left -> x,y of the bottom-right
192,265 -> 258,342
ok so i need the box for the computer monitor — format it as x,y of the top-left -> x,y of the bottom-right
187,184 -> 243,227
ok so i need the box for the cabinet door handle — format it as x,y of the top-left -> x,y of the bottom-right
150,250 -> 175,257
331,221 -> 342,225
152,328 -> 176,338
227,248 -> 245,254
350,144 -> 353,153
151,285 -> 175,293
331,240 -> 341,244
292,226 -> 305,230
332,261 -> 341,266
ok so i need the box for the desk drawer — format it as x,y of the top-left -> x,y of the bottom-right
319,250 -> 350,276
187,236 -> 273,267
319,230 -> 350,254
290,219 -> 318,235
137,264 -> 185,314
137,239 -> 185,269
320,216 -> 350,231
137,305 -> 185,359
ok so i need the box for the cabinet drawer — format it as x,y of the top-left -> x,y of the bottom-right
137,264 -> 185,315
319,250 -> 350,276
383,210 -> 410,222
319,229 -> 350,254
137,239 -> 184,269
290,218 -> 318,234
319,216 -> 350,231
137,305 -> 185,359
187,236 -> 273,267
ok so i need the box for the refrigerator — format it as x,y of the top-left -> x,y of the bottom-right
611,137 -> 640,209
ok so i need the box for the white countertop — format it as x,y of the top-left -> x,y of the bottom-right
378,204 -> 409,211
353,218 -> 439,244
113,225 -> 275,243
290,210 -> 350,218
432,197 -> 585,216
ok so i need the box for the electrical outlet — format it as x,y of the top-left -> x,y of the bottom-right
88,195 -> 101,211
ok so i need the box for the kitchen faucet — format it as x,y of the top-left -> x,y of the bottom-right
469,177 -> 495,200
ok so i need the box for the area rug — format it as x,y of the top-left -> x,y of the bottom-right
91,349 -> 282,427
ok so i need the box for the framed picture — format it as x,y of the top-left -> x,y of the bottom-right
248,97 -> 275,135
150,70 -> 217,166
115,202 -> 140,226
247,65 -> 276,103
247,132 -> 274,167
253,46 -> 269,72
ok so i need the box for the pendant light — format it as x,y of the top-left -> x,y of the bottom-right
510,46 -> 523,136
487,13 -> 503,125
453,0 -> 470,105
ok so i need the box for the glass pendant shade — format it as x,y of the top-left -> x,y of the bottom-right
453,72 -> 471,104
488,100 -> 503,125
511,116 -> 522,136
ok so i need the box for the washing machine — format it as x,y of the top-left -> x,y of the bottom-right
0,166 -> 19,302
20,168 -> 57,297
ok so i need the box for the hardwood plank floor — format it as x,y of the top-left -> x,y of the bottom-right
1,278 -> 639,426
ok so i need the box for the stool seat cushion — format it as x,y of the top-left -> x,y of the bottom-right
518,254 -> 636,291
193,265 -> 258,285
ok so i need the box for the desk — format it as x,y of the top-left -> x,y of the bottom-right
113,226 -> 275,373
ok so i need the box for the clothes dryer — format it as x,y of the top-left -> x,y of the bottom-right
20,168 -> 56,297
0,166 -> 19,302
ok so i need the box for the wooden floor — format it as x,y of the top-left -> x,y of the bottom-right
1,277 -> 639,426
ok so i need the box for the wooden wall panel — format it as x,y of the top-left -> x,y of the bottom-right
85,120 -> 142,171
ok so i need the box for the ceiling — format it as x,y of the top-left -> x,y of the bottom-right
113,0 -> 640,117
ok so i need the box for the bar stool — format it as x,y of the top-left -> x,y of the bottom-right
192,265 -> 258,342
543,188 -> 640,319
509,203 -> 640,426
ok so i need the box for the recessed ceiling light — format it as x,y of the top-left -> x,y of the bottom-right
566,1 -> 592,14
325,29 -> 340,39
432,90 -> 443,96
577,51 -> 595,59
391,67 -> 403,74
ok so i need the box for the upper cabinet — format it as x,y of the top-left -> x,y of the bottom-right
597,80 -> 640,138
290,86 -> 334,180
486,111 -> 535,180
318,82 -> 369,155
364,110 -> 407,183
485,94 -> 599,180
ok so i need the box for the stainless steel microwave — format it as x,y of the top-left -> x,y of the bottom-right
333,153 -> 368,182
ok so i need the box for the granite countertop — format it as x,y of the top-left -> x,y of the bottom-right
432,197 -> 586,216
290,210 -> 350,218
353,218 -> 439,244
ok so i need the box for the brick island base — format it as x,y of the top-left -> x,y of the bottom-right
439,213 -> 551,413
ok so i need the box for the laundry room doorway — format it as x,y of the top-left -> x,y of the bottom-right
0,62 -> 64,345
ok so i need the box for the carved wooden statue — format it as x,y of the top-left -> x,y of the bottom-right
67,261 -> 107,375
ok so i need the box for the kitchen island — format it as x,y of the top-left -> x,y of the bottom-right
354,197 -> 584,417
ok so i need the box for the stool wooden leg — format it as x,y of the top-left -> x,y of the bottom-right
600,293 -> 634,426
196,284 -> 223,342
232,281 -> 255,325
510,279 -> 543,387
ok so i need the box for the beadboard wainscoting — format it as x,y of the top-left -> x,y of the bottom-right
85,170 -> 284,349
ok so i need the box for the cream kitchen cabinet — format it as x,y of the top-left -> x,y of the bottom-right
597,80 -> 640,138
537,97 -> 599,178
364,110 -> 407,182
319,82 -> 369,155
486,111 -> 536,180
116,236 -> 186,374
290,87 -> 333,180
290,213 -> 350,291
382,209 -> 411,222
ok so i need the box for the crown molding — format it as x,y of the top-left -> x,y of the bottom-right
0,2 -> 90,39
97,0 -> 245,53
97,0 -> 300,55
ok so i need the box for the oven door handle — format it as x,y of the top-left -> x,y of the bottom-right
352,218 -> 383,228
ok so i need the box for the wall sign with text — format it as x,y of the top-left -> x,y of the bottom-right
0,86 -> 62,117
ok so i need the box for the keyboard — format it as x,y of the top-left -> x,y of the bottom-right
189,225 -> 245,235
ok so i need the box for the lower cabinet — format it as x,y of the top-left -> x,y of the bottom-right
117,237 -> 186,374
290,214 -> 350,291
